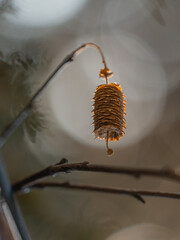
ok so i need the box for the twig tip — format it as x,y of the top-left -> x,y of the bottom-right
58,158 -> 68,165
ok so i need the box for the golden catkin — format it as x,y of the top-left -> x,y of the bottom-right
92,83 -> 126,145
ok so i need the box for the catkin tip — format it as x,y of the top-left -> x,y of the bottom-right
107,148 -> 114,156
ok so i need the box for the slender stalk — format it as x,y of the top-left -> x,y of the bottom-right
28,181 -> 180,203
0,154 -> 30,240
12,159 -> 180,193
0,43 -> 108,148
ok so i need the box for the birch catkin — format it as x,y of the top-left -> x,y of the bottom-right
92,69 -> 126,155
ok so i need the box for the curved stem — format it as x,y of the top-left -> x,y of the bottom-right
0,43 -> 109,148
75,43 -> 108,83
75,43 -> 108,69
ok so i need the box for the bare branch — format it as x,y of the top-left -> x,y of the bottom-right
27,181 -> 180,203
12,159 -> 180,193
22,181 -> 145,204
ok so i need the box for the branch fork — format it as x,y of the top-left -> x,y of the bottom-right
12,158 -> 180,204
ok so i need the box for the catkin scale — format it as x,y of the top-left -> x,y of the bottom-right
92,83 -> 126,155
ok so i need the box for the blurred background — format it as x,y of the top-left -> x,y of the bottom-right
0,0 -> 180,239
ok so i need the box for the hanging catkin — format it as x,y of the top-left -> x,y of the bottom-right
92,68 -> 126,155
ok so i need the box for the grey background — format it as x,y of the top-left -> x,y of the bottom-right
0,0 -> 180,239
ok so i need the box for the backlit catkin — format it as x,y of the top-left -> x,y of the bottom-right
92,69 -> 126,155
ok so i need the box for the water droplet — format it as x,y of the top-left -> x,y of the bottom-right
22,187 -> 30,194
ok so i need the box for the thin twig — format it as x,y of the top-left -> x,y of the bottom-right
12,159 -> 180,192
0,43 -> 108,148
31,181 -> 146,204
28,181 -> 180,203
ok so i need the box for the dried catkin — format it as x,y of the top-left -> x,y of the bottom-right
92,83 -> 126,155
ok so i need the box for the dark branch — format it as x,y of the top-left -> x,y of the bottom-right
12,159 -> 180,193
27,181 -> 180,203
23,181 -> 145,204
